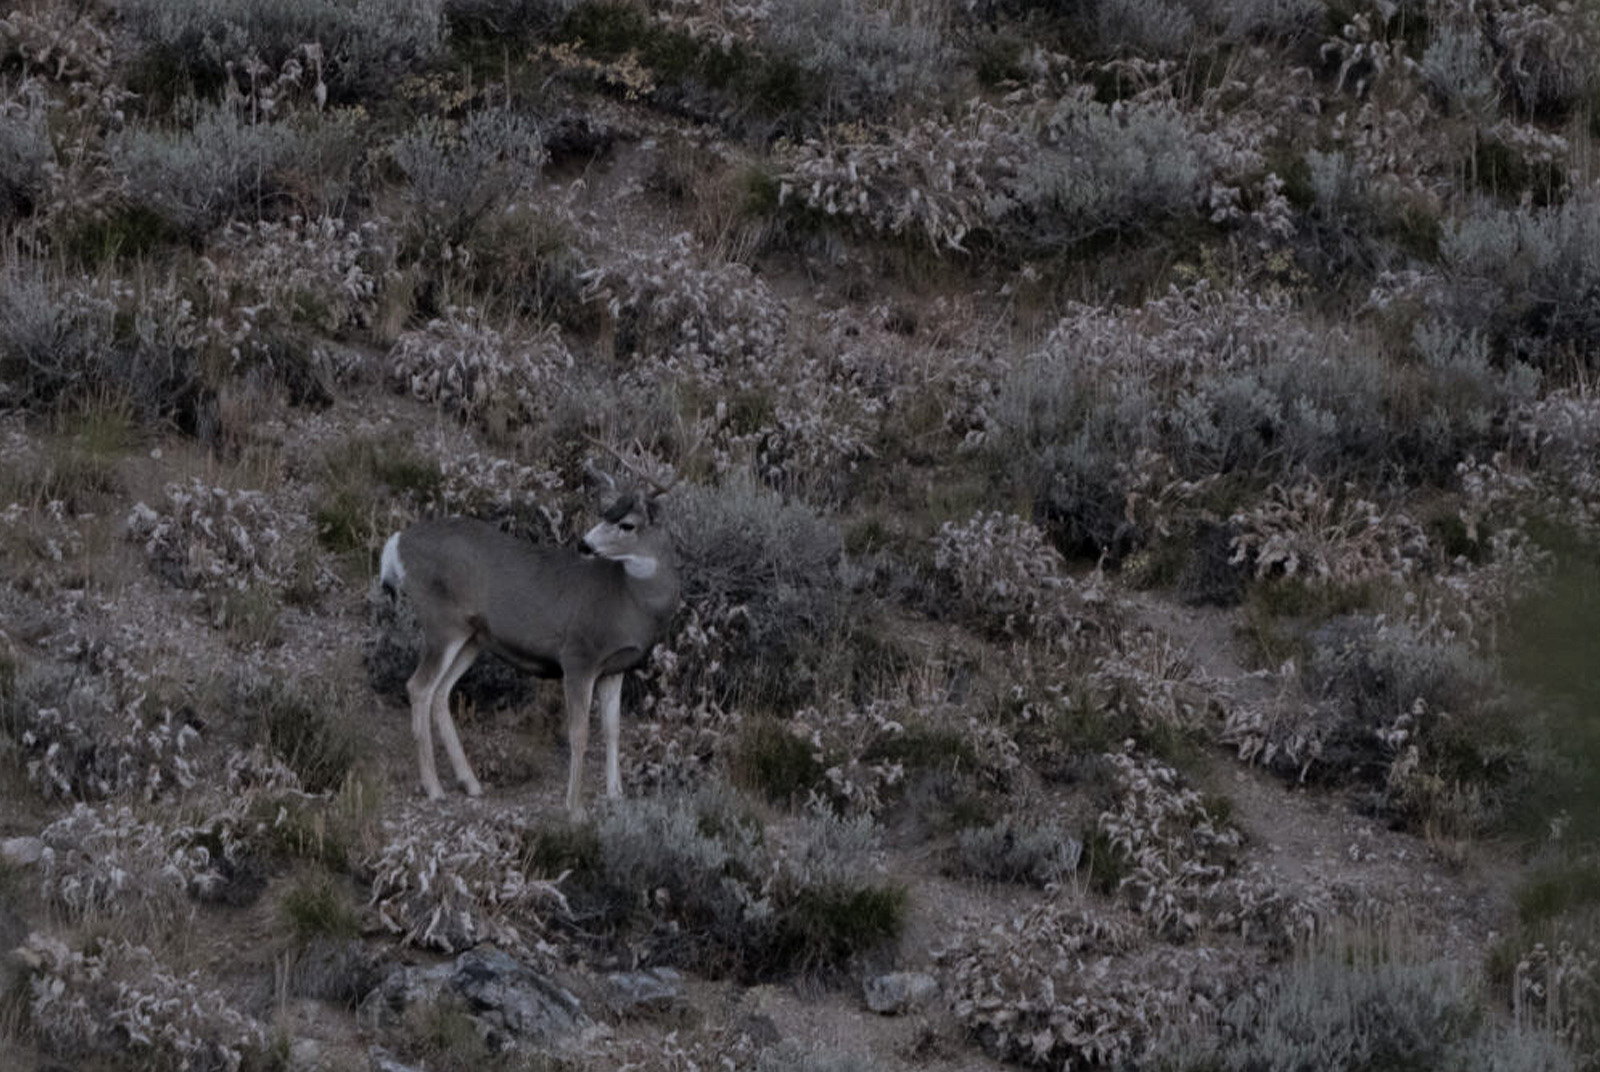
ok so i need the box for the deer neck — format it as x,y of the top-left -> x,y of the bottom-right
619,551 -> 679,620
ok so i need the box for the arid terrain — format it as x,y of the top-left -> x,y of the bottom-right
1,1 -> 1598,1070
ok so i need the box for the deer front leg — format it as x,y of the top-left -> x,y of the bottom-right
596,674 -> 623,799
563,672 -> 598,817
432,641 -> 482,797
408,635 -> 469,801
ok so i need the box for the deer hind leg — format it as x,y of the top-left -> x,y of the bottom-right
562,672 -> 598,817
408,633 -> 470,801
431,640 -> 482,797
596,674 -> 624,799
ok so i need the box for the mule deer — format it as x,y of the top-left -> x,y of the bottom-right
380,477 -> 680,813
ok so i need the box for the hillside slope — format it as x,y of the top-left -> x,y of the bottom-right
2,1 -> 1598,1070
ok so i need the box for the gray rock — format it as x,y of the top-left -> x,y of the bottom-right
369,1046 -> 424,1072
863,971 -> 940,1015
359,946 -> 589,1049
1,837 -> 43,866
604,967 -> 684,1015
289,1038 -> 321,1068
453,947 -> 587,1043
733,1012 -> 782,1047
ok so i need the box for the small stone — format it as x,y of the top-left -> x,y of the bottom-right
733,1012 -> 782,1047
0,837 -> 43,866
604,967 -> 684,1015
369,1045 -> 424,1072
863,971 -> 940,1015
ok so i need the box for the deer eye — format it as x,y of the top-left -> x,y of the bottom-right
620,522 -> 637,532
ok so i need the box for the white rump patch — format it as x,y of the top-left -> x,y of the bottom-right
380,532 -> 406,588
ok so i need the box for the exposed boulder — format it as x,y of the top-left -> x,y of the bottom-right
864,970 -> 940,1015
359,946 -> 589,1050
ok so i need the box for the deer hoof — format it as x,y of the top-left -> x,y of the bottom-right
464,780 -> 483,798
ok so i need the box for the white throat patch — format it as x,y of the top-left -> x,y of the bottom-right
620,554 -> 658,579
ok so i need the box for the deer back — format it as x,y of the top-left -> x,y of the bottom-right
397,517 -> 679,678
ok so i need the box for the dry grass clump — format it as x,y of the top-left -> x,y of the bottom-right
202,213 -> 399,343
364,802 -> 569,955
731,698 -> 926,818
1096,749 -> 1242,940
1300,616 -> 1515,836
751,0 -> 949,121
230,674 -> 359,795
388,308 -> 577,439
1473,0 -> 1600,117
956,814 -> 1080,887
0,262 -> 120,416
774,90 -> 1213,253
734,665 -> 1030,825
0,249 -> 371,433
932,511 -> 1079,640
2,660 -> 199,802
1087,626 -> 1214,746
1486,854 -> 1600,1068
1228,479 -> 1431,592
0,83 -> 51,221
585,230 -> 788,382
1088,745 -> 1324,946
36,803 -> 231,924
1511,937 -> 1597,1068
125,478 -> 328,595
787,700 -> 908,817
777,104 -> 1023,252
607,1024 -> 871,1072
19,933 -> 266,1072
580,232 -> 882,494
937,900 -> 1250,1069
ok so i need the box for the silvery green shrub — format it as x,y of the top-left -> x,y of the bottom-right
392,108 -> 546,249
0,92 -> 51,219
1435,196 -> 1600,369
1422,21 -> 1498,115
118,0 -> 444,100
111,102 -> 301,235
1012,98 -> 1205,241
761,0 -> 949,120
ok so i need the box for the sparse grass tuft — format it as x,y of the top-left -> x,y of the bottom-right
395,995 -> 495,1072
280,872 -> 362,941
238,678 -> 357,796
1517,858 -> 1600,927
734,718 -> 826,807
772,882 -> 907,973
314,433 -> 442,561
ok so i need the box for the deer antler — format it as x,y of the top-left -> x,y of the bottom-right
584,434 -> 678,498
585,419 -> 709,498
582,458 -> 618,492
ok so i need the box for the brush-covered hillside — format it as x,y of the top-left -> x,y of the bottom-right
1,0 -> 1598,1069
